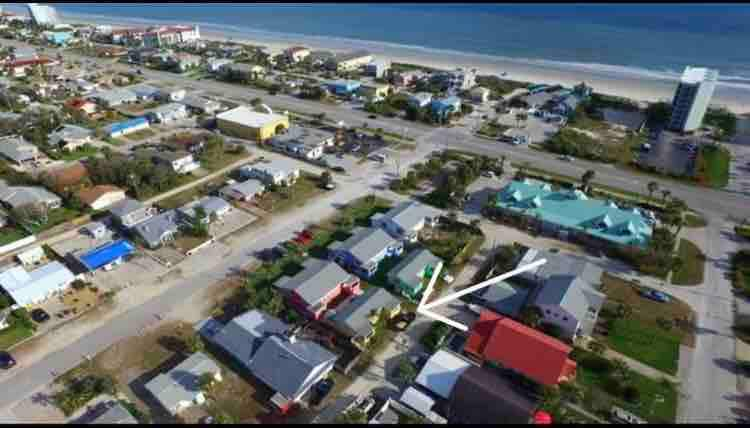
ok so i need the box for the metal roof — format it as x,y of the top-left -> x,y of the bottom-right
371,201 -> 439,235
276,258 -> 354,308
332,227 -> 398,265
415,350 -> 473,399
0,262 -> 75,307
108,198 -> 148,218
0,137 -> 38,163
0,180 -> 61,209
220,179 -> 265,198
216,106 -> 286,128
78,239 -> 135,271
475,280 -> 531,318
177,196 -> 231,220
387,248 -> 441,291
535,275 -> 606,335
203,310 -> 289,369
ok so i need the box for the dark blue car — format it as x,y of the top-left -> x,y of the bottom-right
641,289 -> 670,303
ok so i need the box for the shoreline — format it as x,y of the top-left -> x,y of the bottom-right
58,11 -> 750,115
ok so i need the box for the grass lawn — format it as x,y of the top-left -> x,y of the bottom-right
597,274 -> 694,374
576,352 -> 678,423
170,234 -> 211,254
254,175 -> 325,213
124,129 -> 156,142
25,207 -> 84,234
671,239 -> 706,286
0,226 -> 29,246
0,323 -> 34,351
684,212 -> 708,228
199,150 -> 252,172
696,145 -> 730,188
58,146 -> 99,161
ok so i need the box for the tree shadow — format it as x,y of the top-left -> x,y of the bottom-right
713,358 -> 741,375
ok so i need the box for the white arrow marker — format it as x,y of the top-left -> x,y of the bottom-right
417,258 -> 547,332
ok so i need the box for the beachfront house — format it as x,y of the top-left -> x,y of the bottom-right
328,227 -> 404,279
387,248 -> 442,301
365,59 -> 391,79
326,50 -> 374,72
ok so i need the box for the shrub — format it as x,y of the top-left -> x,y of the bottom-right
71,279 -> 87,290
579,354 -> 614,374
602,375 -> 624,397
623,384 -> 641,403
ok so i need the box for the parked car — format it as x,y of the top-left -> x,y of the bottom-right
641,289 -> 671,303
331,166 -> 346,173
559,155 -> 574,162
311,378 -> 335,406
31,308 -> 50,324
481,170 -> 495,178
368,114 -> 378,119
0,351 -> 16,370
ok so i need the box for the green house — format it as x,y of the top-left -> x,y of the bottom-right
387,248 -> 442,301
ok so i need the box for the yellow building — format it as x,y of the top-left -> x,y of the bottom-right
359,83 -> 392,100
216,106 -> 290,142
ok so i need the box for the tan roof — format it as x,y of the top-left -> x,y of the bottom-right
49,163 -> 88,190
77,185 -> 125,205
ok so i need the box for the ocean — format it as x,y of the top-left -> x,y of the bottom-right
7,3 -> 750,86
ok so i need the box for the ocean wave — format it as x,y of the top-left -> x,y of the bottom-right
56,8 -> 750,91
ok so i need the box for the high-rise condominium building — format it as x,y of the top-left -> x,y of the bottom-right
668,66 -> 718,133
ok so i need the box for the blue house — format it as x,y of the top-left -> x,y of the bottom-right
328,227 -> 404,279
326,80 -> 362,96
430,96 -> 462,119
45,31 -> 73,46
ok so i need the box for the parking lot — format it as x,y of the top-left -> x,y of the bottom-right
638,131 -> 699,176
494,110 -> 561,144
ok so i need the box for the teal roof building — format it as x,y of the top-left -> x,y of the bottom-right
493,180 -> 653,247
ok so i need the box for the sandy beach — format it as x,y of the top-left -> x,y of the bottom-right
65,15 -> 750,115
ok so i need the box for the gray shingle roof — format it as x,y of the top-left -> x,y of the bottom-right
145,352 -> 220,414
0,137 -> 38,164
331,227 -> 398,265
0,180 -> 61,209
108,198 -> 148,218
276,258 -> 354,308
248,334 -> 337,400
132,209 -> 181,248
535,275 -> 606,329
48,124 -> 92,145
518,249 -> 603,286
475,281 -> 531,318
325,287 -> 400,338
371,201 -> 439,235
388,248 -> 441,291
90,401 -> 138,424
203,310 -> 289,369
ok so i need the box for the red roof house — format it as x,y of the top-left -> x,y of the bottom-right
464,309 -> 577,387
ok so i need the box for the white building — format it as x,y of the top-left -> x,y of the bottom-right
0,262 -> 75,307
16,246 -> 45,268
239,159 -> 300,187
148,103 -> 189,123
370,201 -> 440,243
152,151 -> 200,175
143,25 -> 200,49
668,66 -> 718,133
284,46 -> 310,63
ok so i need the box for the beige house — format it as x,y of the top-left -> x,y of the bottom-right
77,185 -> 127,211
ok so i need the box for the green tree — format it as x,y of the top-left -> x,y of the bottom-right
581,169 -> 596,194
647,181 -> 659,199
396,358 -> 419,384
186,333 -> 205,354
187,206 -> 210,238
519,305 -> 543,329
335,409 -> 368,424
198,372 -> 215,392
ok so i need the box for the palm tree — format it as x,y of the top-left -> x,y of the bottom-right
499,155 -> 507,176
661,189 -> 671,203
581,169 -> 596,194
647,181 -> 659,199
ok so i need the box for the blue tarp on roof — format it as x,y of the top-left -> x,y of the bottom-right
104,117 -> 148,135
78,239 -> 135,271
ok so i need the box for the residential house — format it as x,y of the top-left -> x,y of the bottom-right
206,58 -> 233,73
178,95 -> 222,115
471,280 -> 531,319
284,46 -> 310,63
169,53 -> 202,73
365,59 -> 391,79
492,180 -> 653,248
197,310 -> 338,413
0,262 -> 75,307
324,287 -> 401,350
430,96 -> 462,119
326,50 -> 374,72
88,88 -> 137,108
328,227 -> 404,279
220,62 -> 265,81
48,124 -> 93,152
239,159 -> 300,186
104,117 -> 150,139
358,83 -> 391,101
387,248 -> 442,301
393,70 -> 425,88
370,200 -> 440,243
74,79 -> 97,94
513,248 -> 606,339
325,79 -> 361,96
0,180 -> 62,211
130,84 -> 161,102
470,87 -> 491,103
0,136 -> 39,167
16,246 -> 45,267
77,185 -> 127,211
431,68 -> 477,91
218,179 -> 265,202
448,365 -> 541,425
5,58 -> 54,78
108,198 -> 155,228
157,88 -> 186,102
398,387 -> 446,423
147,103 -> 189,124
408,92 -> 433,109
177,196 -> 232,225
216,106 -> 290,142
276,258 -> 361,320
414,349 -> 473,399
86,401 -> 138,424
145,352 -> 221,416
269,126 -> 334,160
75,239 -> 136,273
65,98 -> 97,116
81,221 -> 108,240
132,209 -> 181,249
463,309 -> 577,387
142,25 -> 201,49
